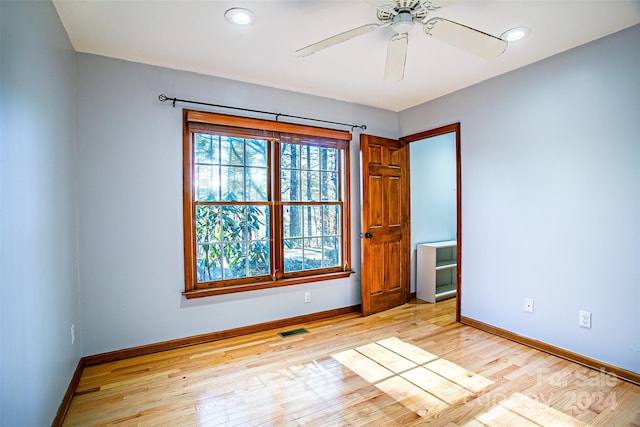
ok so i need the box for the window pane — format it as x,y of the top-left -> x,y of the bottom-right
301,145 -> 320,170
196,205 -> 220,243
284,238 -> 303,272
303,237 -> 323,270
247,205 -> 269,240
221,136 -> 244,165
221,166 -> 244,201
195,133 -> 220,164
246,167 -> 268,201
281,169 -> 300,201
323,236 -> 340,267
321,172 -> 338,201
224,242 -> 246,279
196,243 -> 222,282
302,205 -> 323,237
323,205 -> 340,236
281,143 -> 299,169
195,165 -> 218,201
283,205 -> 302,238
245,139 -> 267,167
248,242 -> 270,276
221,206 -> 246,241
321,147 -> 338,172
301,171 -> 320,201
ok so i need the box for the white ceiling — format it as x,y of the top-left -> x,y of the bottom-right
53,0 -> 640,112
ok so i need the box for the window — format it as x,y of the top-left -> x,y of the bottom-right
183,110 -> 353,298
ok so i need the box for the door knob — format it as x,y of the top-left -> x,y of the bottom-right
364,232 -> 373,239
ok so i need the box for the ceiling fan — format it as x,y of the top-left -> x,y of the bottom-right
295,0 -> 508,83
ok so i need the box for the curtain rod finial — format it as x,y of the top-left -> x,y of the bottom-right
158,94 -> 167,102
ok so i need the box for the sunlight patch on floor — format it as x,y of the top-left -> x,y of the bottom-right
331,348 -> 396,383
331,336 -> 493,418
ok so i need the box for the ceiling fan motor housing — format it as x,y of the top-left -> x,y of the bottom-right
391,9 -> 415,34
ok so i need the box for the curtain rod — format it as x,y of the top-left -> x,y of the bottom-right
158,94 -> 367,132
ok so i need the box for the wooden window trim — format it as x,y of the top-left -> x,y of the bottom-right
183,271 -> 354,299
183,110 -> 354,298
187,111 -> 350,141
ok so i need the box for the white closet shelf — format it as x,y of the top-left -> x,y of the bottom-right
416,240 -> 457,304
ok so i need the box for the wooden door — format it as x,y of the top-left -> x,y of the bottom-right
360,134 -> 410,315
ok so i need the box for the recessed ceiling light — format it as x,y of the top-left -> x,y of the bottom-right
501,27 -> 531,42
224,8 -> 255,26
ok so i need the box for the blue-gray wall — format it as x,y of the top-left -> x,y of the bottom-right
400,24 -> 640,373
0,1 -> 80,425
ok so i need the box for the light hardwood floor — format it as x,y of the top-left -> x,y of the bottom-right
64,299 -> 640,426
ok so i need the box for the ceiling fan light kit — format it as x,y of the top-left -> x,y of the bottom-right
295,0 -> 509,83
391,9 -> 415,34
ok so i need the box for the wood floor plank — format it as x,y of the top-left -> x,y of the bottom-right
63,298 -> 640,426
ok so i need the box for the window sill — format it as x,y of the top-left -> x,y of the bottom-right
183,270 -> 356,300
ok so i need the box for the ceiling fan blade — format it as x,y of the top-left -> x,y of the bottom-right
364,1 -> 393,7
384,33 -> 408,83
364,1 -> 398,14
424,0 -> 459,10
295,23 -> 380,57
424,18 -> 507,59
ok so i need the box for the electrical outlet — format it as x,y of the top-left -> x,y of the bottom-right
71,324 -> 75,345
524,298 -> 534,313
304,291 -> 311,303
579,310 -> 592,329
